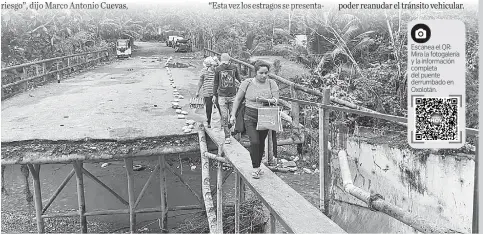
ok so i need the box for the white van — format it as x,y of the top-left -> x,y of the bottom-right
172,37 -> 184,48
167,36 -> 177,47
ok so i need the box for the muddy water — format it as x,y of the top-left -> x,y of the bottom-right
1,154 -> 236,232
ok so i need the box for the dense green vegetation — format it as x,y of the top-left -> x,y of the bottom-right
1,4 -> 478,137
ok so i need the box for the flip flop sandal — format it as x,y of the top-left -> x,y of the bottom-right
252,170 -> 260,179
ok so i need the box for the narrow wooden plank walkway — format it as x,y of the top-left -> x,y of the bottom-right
204,126 -> 346,233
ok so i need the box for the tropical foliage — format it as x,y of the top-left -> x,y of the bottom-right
1,4 -> 478,132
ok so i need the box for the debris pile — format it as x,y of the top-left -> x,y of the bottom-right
164,56 -> 194,68
182,120 -> 196,133
174,198 -> 267,233
165,67 -> 198,134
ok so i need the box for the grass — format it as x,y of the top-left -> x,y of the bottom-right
250,55 -> 311,78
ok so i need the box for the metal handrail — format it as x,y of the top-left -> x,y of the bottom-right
280,96 -> 479,136
1,48 -> 112,72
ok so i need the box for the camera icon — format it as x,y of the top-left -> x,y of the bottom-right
411,24 -> 431,43
415,28 -> 427,39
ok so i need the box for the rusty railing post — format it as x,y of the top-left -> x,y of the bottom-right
216,148 -> 223,233
159,156 -> 168,233
319,88 -> 331,215
72,161 -> 88,233
235,172 -> 241,233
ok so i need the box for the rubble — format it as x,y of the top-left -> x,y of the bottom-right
303,168 -> 312,174
282,161 -> 297,168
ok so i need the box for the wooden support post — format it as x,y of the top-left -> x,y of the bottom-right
56,63 -> 60,83
42,169 -> 75,214
290,84 -> 303,158
473,140 -> 478,234
235,172 -> 241,234
124,158 -> 136,233
199,126 -> 218,233
22,67 -> 28,91
27,164 -> 45,233
159,156 -> 168,233
240,177 -> 246,202
217,161 -> 223,233
267,130 -> 274,165
319,88 -> 331,215
270,213 -> 276,233
72,162 -> 88,233
42,63 -> 46,83
217,148 -> 224,233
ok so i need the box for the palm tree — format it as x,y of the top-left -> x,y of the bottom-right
307,10 -> 375,77
99,12 -> 144,40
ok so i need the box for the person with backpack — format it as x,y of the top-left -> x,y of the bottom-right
213,53 -> 241,144
229,61 -> 280,179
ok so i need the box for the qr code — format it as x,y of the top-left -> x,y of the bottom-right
414,97 -> 459,141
